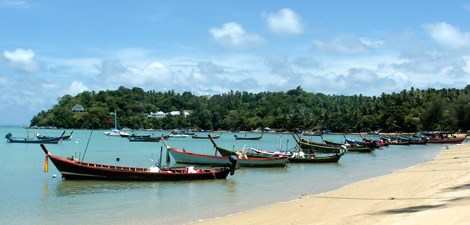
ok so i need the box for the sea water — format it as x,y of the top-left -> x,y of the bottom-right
0,127 -> 448,225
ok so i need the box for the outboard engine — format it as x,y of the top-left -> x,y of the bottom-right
228,155 -> 238,175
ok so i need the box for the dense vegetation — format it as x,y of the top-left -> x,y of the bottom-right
30,86 -> 470,132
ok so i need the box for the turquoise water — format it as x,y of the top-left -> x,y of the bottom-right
0,128 -> 449,225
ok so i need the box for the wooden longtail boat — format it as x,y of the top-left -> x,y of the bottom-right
208,135 -> 288,158
234,132 -> 263,140
428,137 -> 466,144
288,151 -> 345,163
292,134 -> 345,153
165,143 -> 288,167
323,140 -> 374,153
421,133 -> 466,144
37,131 -> 73,141
5,133 -> 60,144
192,134 -> 220,139
40,144 -> 236,181
128,135 -> 168,142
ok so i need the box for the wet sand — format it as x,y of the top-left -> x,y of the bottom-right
194,144 -> 470,225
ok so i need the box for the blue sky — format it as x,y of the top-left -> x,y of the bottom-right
1,0 -> 470,125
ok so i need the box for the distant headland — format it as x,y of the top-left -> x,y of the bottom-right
30,85 -> 470,132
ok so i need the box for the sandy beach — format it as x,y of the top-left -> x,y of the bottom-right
195,144 -> 470,225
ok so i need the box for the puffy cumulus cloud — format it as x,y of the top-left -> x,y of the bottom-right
95,59 -> 173,88
2,48 -> 39,72
388,51 -> 470,86
209,22 -> 264,48
425,22 -> 470,49
65,81 -> 89,96
264,8 -> 303,35
313,37 -> 384,54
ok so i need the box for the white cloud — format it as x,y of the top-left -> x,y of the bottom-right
2,48 -> 39,72
65,81 -> 89,96
209,22 -> 263,48
264,8 -> 303,35
313,37 -> 384,54
425,22 -> 470,49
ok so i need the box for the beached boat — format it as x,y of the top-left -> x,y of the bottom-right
419,132 -> 466,144
288,151 -> 345,163
234,132 -> 263,140
5,133 -> 60,144
37,131 -> 73,141
40,144 -> 236,181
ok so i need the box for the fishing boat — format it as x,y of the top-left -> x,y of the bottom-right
128,135 -> 169,142
292,134 -> 346,153
208,135 -> 289,158
345,137 -> 380,149
104,110 -> 130,137
288,150 -> 345,163
323,139 -> 373,153
192,134 -> 220,139
424,132 -> 466,144
40,144 -> 237,181
399,135 -> 427,145
165,141 -> 288,167
5,133 -> 60,144
233,132 -> 263,140
168,134 -> 189,138
37,131 -> 73,141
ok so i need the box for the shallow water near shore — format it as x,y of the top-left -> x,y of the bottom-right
0,127 -> 450,225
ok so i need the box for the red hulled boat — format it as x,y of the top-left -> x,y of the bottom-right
40,144 -> 236,181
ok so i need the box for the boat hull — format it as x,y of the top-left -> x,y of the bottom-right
46,153 -> 230,181
288,154 -> 342,163
428,138 -> 466,144
169,148 -> 288,167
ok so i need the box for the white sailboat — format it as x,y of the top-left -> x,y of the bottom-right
104,110 -> 130,137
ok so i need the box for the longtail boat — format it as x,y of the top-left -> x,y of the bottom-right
128,135 -> 168,142
40,144 -> 236,181
5,133 -> 60,144
422,132 -> 466,144
288,150 -> 345,163
167,147 -> 288,167
234,132 -> 263,140
323,139 -> 374,153
165,141 -> 288,167
192,134 -> 220,139
292,134 -> 345,153
37,131 -> 73,141
208,135 -> 288,158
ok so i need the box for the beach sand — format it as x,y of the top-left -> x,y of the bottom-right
194,144 -> 470,225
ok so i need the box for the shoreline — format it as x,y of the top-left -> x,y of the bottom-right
193,144 -> 470,225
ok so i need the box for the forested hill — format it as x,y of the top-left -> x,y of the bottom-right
30,86 -> 470,132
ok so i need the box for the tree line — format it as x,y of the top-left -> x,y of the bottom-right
30,85 -> 470,132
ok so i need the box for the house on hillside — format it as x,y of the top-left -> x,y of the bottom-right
169,111 -> 181,116
183,110 -> 192,117
71,104 -> 85,112
147,111 -> 167,119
